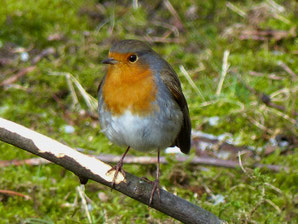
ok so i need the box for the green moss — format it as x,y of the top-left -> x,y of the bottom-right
0,0 -> 297,223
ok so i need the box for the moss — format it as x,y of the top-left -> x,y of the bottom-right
0,0 -> 297,223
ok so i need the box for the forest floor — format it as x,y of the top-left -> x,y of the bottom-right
0,0 -> 297,223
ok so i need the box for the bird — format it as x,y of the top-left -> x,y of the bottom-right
98,39 -> 191,205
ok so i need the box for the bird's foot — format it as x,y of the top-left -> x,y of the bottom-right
108,161 -> 126,188
149,178 -> 160,205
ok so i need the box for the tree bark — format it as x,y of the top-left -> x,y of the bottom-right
0,118 -> 223,224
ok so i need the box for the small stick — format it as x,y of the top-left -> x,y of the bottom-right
238,75 -> 298,116
65,73 -> 79,107
216,50 -> 230,96
142,36 -> 184,44
0,189 -> 32,200
0,66 -> 36,87
277,61 -> 296,79
179,65 -> 205,101
163,0 -> 184,31
0,154 -> 287,172
226,2 -> 246,17
77,185 -> 92,224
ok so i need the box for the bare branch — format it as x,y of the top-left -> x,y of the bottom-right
0,118 -> 223,224
0,154 -> 287,172
0,189 -> 32,200
0,66 -> 36,87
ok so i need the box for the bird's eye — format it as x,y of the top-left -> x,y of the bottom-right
128,54 -> 138,63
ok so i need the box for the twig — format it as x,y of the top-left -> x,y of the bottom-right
269,87 -> 294,99
239,29 -> 294,41
264,183 -> 283,194
65,73 -> 79,108
249,71 -> 283,80
0,47 -> 55,85
277,61 -> 297,80
0,157 -> 49,167
216,50 -> 230,96
32,48 -> 55,64
179,65 -> 205,101
152,21 -> 180,37
48,72 -> 98,112
0,117 -> 223,224
0,189 -> 32,200
238,151 -> 247,174
68,74 -> 98,112
265,106 -> 296,124
238,75 -> 298,116
0,66 -> 36,87
223,22 -> 295,41
142,36 -> 184,44
267,0 -> 291,24
244,113 -> 274,134
163,0 -> 184,31
77,185 -> 92,224
226,2 -> 246,17
0,154 -> 287,172
192,136 -> 251,155
264,199 -> 281,213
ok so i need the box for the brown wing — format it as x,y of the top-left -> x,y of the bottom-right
160,69 -> 191,154
97,75 -> 106,94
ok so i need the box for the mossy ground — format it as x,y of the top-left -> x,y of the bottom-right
0,0 -> 297,223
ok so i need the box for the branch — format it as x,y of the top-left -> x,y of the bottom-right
0,118 -> 223,224
0,153 -> 286,172
0,66 -> 36,87
237,74 -> 298,116
0,189 -> 31,200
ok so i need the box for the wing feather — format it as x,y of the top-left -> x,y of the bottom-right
160,69 -> 191,154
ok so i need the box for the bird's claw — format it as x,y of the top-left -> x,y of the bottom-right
149,179 -> 160,205
108,161 -> 126,188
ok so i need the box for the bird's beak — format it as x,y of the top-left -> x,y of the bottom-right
102,58 -> 118,65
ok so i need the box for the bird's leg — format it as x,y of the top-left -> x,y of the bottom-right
149,148 -> 161,205
108,146 -> 130,188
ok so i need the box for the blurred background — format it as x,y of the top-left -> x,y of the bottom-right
0,0 -> 297,223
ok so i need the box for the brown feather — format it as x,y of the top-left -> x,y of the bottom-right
160,69 -> 191,154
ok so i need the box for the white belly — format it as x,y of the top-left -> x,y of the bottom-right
100,110 -> 182,152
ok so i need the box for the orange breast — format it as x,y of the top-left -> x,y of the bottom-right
102,59 -> 158,116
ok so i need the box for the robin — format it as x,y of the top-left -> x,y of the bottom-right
98,39 -> 191,205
